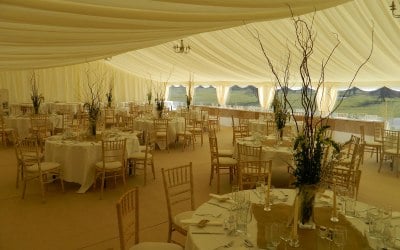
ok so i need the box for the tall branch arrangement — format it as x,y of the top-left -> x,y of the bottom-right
249,10 -> 374,187
82,66 -> 107,129
154,70 -> 172,112
186,73 -> 193,109
105,75 -> 114,108
30,71 -> 44,114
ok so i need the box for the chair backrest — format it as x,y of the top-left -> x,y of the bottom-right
62,113 -> 75,131
161,162 -> 195,224
237,143 -> 262,162
265,120 -> 276,136
17,137 -> 41,168
339,134 -> 361,169
101,138 -> 126,167
382,129 -> 400,154
116,187 -> 139,250
238,160 -> 272,190
153,118 -> 168,132
104,108 -> 116,125
374,126 -> 383,143
30,114 -> 49,136
208,135 -> 219,162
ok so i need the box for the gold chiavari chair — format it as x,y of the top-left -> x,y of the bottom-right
209,133 -> 237,193
360,125 -> 382,163
17,136 -> 64,202
153,118 -> 169,152
238,160 -> 272,190
94,138 -> 126,199
116,187 -> 183,250
379,129 -> 400,177
161,162 -> 195,245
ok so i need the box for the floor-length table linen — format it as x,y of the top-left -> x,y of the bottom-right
44,131 -> 139,193
5,114 -> 62,138
133,117 -> 184,149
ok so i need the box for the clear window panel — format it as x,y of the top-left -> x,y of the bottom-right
333,87 -> 400,123
193,86 -> 218,106
167,86 -> 186,103
226,85 -> 260,107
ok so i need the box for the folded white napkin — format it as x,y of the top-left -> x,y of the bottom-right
181,218 -> 223,226
209,193 -> 230,202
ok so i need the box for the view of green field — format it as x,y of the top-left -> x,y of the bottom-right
168,86 -> 400,119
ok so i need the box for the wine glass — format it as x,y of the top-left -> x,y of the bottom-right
270,223 -> 283,249
333,226 -> 347,250
280,225 -> 292,250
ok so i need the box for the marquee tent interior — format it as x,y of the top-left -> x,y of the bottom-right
0,0 -> 399,107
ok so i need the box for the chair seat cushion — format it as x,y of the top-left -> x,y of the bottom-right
213,157 -> 237,165
218,149 -> 233,157
139,145 -> 146,152
156,131 -> 167,136
173,210 -> 195,230
26,162 -> 60,172
385,149 -> 399,155
129,152 -> 152,160
131,242 -> 183,250
365,141 -> 381,147
95,161 -> 122,169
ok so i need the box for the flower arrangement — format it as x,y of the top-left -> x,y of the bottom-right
147,90 -> 152,105
154,81 -> 167,118
272,91 -> 287,133
186,78 -> 193,110
82,66 -> 105,136
251,8 -> 373,227
105,84 -> 113,108
30,71 -> 44,114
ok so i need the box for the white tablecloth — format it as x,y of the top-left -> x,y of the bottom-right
44,131 -> 139,193
185,189 -> 400,250
234,138 -> 293,168
133,117 -> 184,149
5,114 -> 62,138
185,189 -> 296,250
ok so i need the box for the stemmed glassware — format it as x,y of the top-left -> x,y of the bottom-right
270,223 -> 283,249
333,226 -> 347,250
255,180 -> 265,204
280,225 -> 293,250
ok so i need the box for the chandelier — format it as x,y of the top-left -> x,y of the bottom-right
173,39 -> 190,54
390,0 -> 400,18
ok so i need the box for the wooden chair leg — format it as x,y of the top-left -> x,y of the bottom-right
100,172 -> 105,199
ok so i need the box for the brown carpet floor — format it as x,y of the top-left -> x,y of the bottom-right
0,126 -> 399,250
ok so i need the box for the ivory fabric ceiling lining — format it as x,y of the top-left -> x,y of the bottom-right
0,0 -> 399,88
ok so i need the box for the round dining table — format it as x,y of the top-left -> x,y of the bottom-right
4,114 -> 62,138
133,116 -> 184,149
44,131 -> 140,193
185,189 -> 399,250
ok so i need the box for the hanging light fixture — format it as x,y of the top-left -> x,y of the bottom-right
173,39 -> 190,54
390,0 -> 400,18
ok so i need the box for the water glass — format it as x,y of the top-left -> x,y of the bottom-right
236,200 -> 252,235
333,226 -> 347,250
367,208 -> 383,238
231,185 -> 240,203
270,223 -> 283,249
344,197 -> 356,218
280,225 -> 293,250
255,180 -> 265,204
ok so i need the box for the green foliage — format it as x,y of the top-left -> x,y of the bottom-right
30,72 -> 44,114
293,125 -> 340,186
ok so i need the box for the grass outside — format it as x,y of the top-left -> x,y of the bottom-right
168,86 -> 400,119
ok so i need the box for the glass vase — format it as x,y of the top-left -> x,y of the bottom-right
299,185 -> 317,229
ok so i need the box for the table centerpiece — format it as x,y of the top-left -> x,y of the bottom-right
250,8 -> 373,230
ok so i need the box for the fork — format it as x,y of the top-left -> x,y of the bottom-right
213,240 -> 234,249
195,213 -> 222,218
